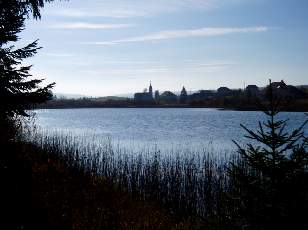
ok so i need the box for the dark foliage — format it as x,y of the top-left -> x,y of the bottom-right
179,87 -> 188,104
0,1 -> 56,228
229,80 -> 308,229
0,0 -> 55,120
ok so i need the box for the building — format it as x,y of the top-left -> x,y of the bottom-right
134,83 -> 154,104
245,85 -> 260,97
269,80 -> 307,99
149,82 -> 153,98
160,91 -> 178,104
269,80 -> 288,98
270,80 -> 288,90
190,90 -> 215,101
217,87 -> 232,96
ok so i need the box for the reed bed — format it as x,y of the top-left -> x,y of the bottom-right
21,127 -> 238,223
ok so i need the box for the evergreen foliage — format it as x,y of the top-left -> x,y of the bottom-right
230,80 -> 308,229
0,0 -> 55,120
179,86 -> 188,104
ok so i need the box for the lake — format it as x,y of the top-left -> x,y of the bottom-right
33,108 -> 307,155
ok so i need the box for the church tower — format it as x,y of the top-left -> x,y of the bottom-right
149,82 -> 153,98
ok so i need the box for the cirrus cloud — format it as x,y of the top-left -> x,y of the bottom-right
83,26 -> 268,45
48,22 -> 135,29
47,0 -> 247,18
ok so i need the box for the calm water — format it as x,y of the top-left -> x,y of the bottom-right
33,108 -> 307,155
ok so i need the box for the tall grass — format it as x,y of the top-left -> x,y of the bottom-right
22,127 -> 236,224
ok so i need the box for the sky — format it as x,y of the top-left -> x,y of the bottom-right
20,0 -> 308,97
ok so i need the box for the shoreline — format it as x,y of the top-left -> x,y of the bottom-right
33,105 -> 308,112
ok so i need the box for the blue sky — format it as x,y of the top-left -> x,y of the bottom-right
20,0 -> 308,96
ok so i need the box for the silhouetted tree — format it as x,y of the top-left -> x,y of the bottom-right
229,80 -> 308,229
154,90 -> 160,103
0,0 -> 55,121
179,86 -> 188,104
1,2 -> 60,230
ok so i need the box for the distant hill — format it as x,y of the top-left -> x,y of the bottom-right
113,93 -> 134,98
96,96 -> 129,101
54,93 -> 87,99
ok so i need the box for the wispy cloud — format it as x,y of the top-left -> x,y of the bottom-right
81,60 -> 234,76
48,22 -> 135,29
83,26 -> 268,45
81,68 -> 170,76
47,0 -> 243,19
100,60 -> 161,65
49,9 -> 148,18
42,52 -> 75,57
187,60 -> 235,68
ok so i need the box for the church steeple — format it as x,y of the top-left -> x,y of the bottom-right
149,81 -> 153,98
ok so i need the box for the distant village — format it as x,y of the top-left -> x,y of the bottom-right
41,80 -> 308,111
134,80 -> 308,105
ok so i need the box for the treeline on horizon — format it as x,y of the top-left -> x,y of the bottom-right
37,83 -> 308,111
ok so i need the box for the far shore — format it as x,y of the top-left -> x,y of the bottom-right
34,104 -> 308,112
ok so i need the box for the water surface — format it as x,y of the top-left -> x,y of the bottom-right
33,108 -> 307,155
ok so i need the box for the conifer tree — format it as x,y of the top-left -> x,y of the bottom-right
230,80 -> 308,229
179,86 -> 188,104
0,0 -> 56,120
